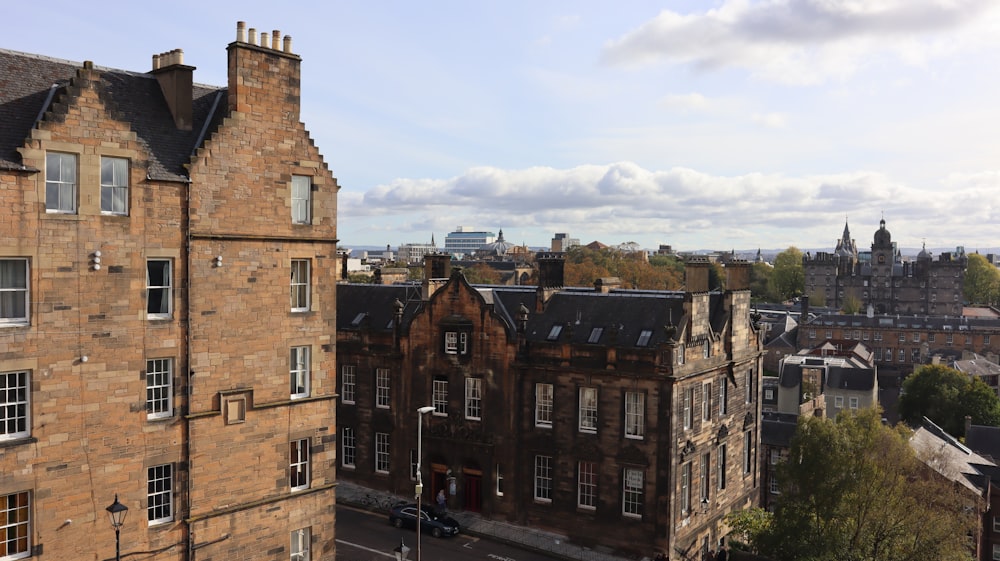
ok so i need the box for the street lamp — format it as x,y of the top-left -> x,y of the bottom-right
105,494 -> 128,561
415,405 -> 435,561
393,538 -> 410,561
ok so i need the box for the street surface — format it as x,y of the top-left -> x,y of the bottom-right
336,504 -> 561,561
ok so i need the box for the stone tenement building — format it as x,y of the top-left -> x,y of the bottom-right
337,255 -> 763,559
0,23 -> 338,561
803,219 -> 966,315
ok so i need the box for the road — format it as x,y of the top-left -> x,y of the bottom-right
336,504 -> 560,561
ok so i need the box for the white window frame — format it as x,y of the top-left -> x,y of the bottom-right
717,444 -> 727,490
849,396 -> 859,410
578,387 -> 597,433
0,259 -> 29,326
1,491 -> 30,560
534,455 -> 552,502
375,368 -> 390,409
290,438 -> 310,491
465,377 -> 482,420
769,475 -> 780,495
535,383 -> 553,428
145,359 -> 173,420
375,432 -> 390,473
445,331 -> 458,354
147,464 -> 174,525
146,259 -> 173,319
290,259 -> 311,312
433,377 -> 448,415
719,377 -> 728,416
290,346 -> 310,399
100,156 -> 129,215
835,395 -> 844,409
291,527 -> 311,561
683,387 -> 693,430
623,468 -> 643,518
1,370 -> 30,441
993,515 -> 1000,533
578,461 -> 596,509
341,365 -> 356,404
680,462 -> 691,515
677,344 -> 685,365
496,464 -> 504,497
743,431 -> 754,474
702,382 -> 712,422
46,152 -> 77,213
745,369 -> 754,403
341,427 -> 356,468
291,175 -> 312,225
636,329 -> 653,347
625,391 -> 644,439
700,452 -> 710,503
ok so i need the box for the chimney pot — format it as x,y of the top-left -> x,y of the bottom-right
175,49 -> 184,65
261,31 -> 270,49
272,30 -> 281,50
152,54 -> 160,70
237,21 -> 246,43
248,27 -> 257,45
83,60 -> 93,70
283,35 -> 292,53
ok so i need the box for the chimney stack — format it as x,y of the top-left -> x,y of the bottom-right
151,48 -> 195,130
725,260 -> 751,291
228,21 -> 301,119
684,257 -> 711,293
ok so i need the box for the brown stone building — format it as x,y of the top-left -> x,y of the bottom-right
337,255 -> 763,559
1,22 -> 338,561
803,219 -> 967,315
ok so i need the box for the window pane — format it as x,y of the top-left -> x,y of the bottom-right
145,359 -> 172,419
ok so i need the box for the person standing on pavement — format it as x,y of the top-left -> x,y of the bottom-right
436,489 -> 446,514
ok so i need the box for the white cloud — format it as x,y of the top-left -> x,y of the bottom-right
602,0 -> 1000,84
342,161 -> 1000,250
660,92 -> 712,111
751,112 -> 788,127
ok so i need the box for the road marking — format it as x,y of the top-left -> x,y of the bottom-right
336,538 -> 396,558
488,554 -> 517,561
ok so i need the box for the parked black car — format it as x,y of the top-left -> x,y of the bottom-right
388,504 -> 460,538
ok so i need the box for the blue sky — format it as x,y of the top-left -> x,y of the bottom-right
9,1 -> 1000,252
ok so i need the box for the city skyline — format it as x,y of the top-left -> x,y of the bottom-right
8,1 -> 1000,252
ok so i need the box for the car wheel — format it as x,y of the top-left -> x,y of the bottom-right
431,527 -> 442,538
393,518 -> 404,529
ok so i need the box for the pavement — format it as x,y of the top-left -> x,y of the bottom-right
337,480 -> 639,561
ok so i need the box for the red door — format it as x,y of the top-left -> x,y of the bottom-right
464,474 -> 481,513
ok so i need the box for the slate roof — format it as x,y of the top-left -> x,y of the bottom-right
525,289 -> 688,348
337,279 -> 712,350
0,48 -> 226,180
805,312 -> 1000,331
965,425 -> 1000,463
911,417 -> 996,494
777,345 -> 876,390
761,412 -> 799,447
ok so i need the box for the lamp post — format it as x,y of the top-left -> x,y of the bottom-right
393,538 -> 410,561
105,494 -> 128,561
415,405 -> 435,561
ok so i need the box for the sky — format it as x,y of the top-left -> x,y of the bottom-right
7,1 -> 1000,253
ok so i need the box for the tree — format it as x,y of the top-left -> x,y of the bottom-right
898,363 -> 1000,437
759,409 -> 976,561
964,253 -> 1000,305
461,263 -> 502,285
750,262 -> 775,302
840,293 -> 862,314
770,247 -> 804,302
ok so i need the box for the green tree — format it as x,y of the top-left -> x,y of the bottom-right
723,507 -> 772,554
770,247 -> 804,302
760,409 -> 976,561
898,363 -> 1000,436
807,287 -> 827,308
750,262 -> 775,302
964,253 -> 1000,305
461,263 -> 502,285
841,293 -> 862,314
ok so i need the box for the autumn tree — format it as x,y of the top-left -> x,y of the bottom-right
964,253 -> 1000,305
769,247 -> 804,302
758,409 -> 976,561
461,263 -> 502,285
563,246 -> 682,290
841,293 -> 862,314
898,363 -> 1000,437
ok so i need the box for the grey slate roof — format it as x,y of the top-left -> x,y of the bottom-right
965,425 -> 1000,462
0,48 -> 225,180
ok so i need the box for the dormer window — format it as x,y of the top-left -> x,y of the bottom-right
702,341 -> 710,358
445,331 -> 469,355
587,327 -> 603,344
546,325 -> 563,341
636,330 -> 653,347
